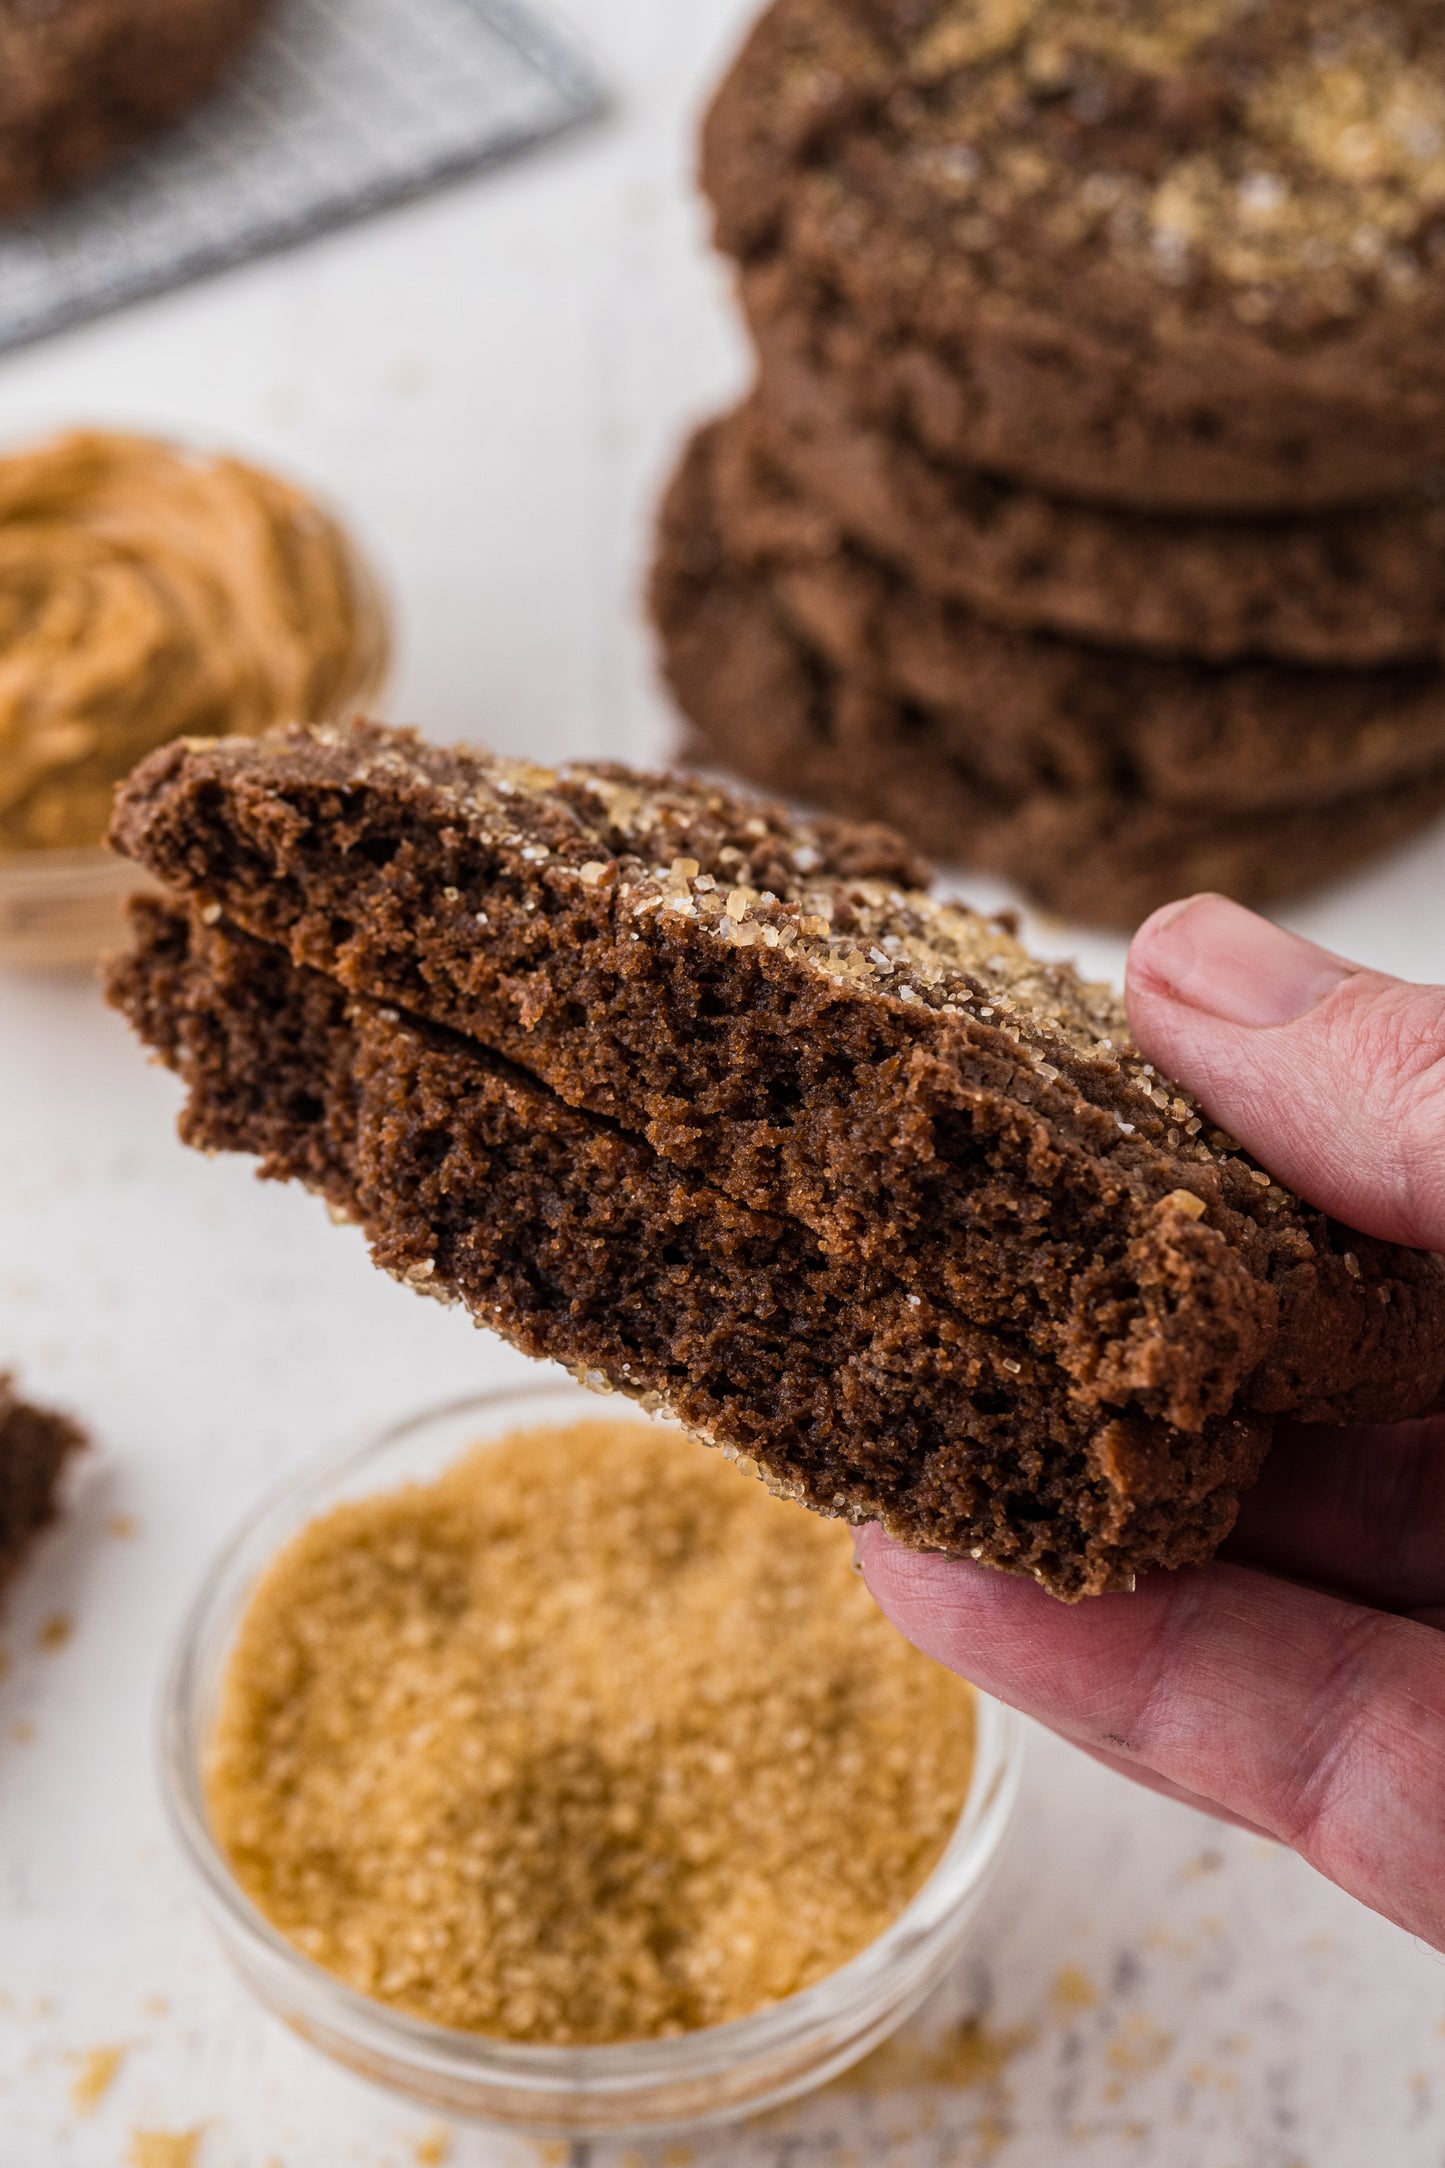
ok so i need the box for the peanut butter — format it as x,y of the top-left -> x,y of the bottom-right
0,431 -> 386,851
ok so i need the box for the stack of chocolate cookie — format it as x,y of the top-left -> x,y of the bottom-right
652,0 -> 1445,928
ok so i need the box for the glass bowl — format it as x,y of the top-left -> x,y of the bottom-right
160,1380 -> 1023,2140
0,845 -> 158,970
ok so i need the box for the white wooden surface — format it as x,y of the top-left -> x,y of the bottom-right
3,3 -> 1445,2162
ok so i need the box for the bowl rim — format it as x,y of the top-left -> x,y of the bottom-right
159,1379 -> 1024,2095
0,840 -> 140,878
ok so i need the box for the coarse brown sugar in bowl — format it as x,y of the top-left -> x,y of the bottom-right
206,1413 -> 976,2042
162,1383 -> 1022,2136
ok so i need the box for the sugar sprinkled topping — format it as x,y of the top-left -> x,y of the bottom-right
858,0 -> 1445,326
293,721 -> 1285,1203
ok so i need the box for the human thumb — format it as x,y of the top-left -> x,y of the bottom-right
1127,894 -> 1445,1252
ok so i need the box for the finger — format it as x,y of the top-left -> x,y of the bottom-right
1125,893 -> 1445,1252
1223,1414 -> 1445,1611
858,1526 -> 1445,1948
1034,1722 -> 1279,1839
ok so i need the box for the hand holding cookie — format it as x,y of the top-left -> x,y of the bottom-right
861,895 -> 1445,1947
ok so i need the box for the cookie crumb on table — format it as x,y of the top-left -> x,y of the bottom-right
70,2042 -> 128,2116
126,2131 -> 202,2168
0,1373 -> 85,1604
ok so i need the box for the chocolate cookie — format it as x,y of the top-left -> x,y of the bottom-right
700,405 -> 1445,813
0,1374 -> 84,1601
747,288 -> 1445,667
110,721 -> 1445,1443
0,0 -> 269,217
704,0 -> 1445,512
651,426 -> 1445,923
108,897 -> 1272,1598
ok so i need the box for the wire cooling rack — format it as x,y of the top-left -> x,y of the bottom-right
0,0 -> 604,356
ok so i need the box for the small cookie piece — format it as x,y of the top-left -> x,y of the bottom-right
109,720 -> 1445,1439
747,287 -> 1445,667
704,0 -> 1445,512
0,0 -> 270,217
698,403 -> 1445,814
0,1374 -> 84,1601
